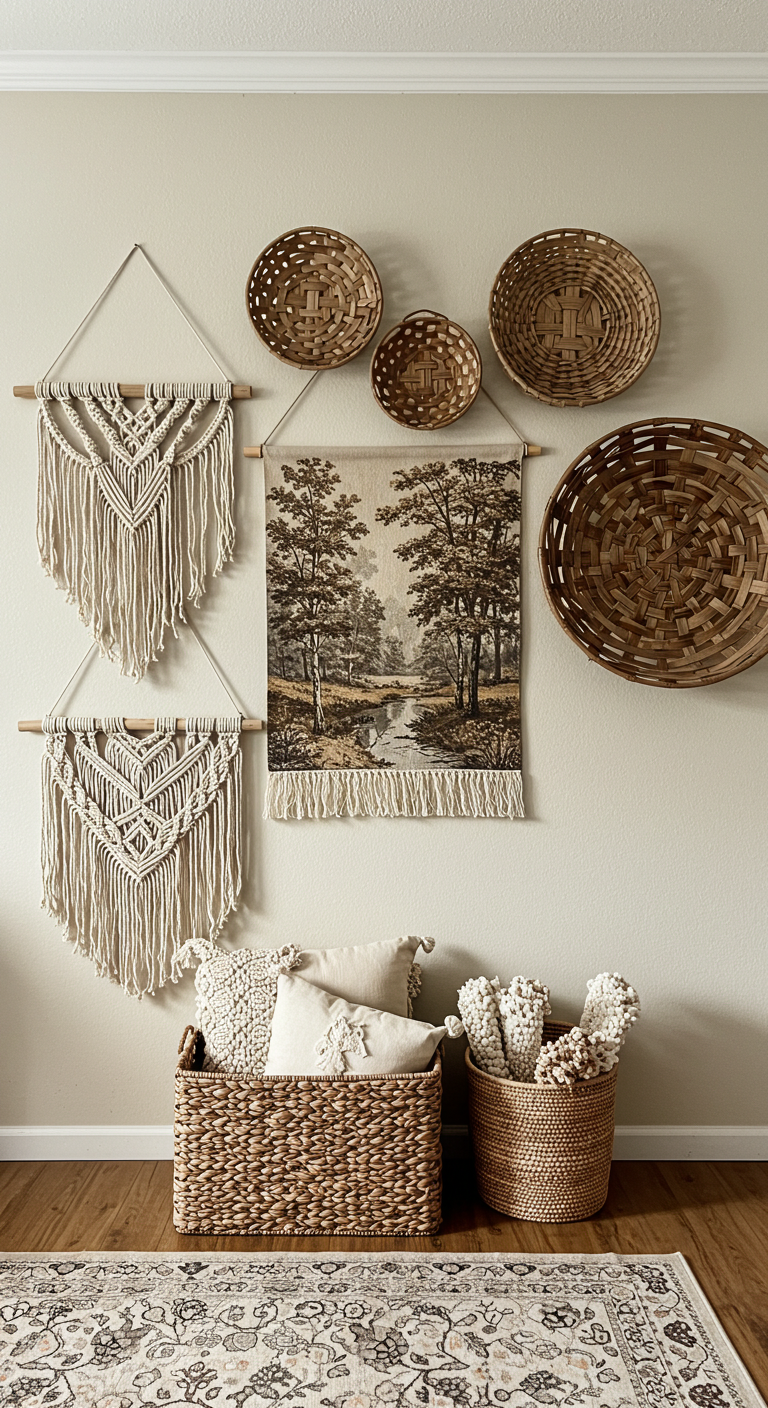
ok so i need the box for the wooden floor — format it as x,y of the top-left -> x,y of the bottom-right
1,1159 -> 766,1399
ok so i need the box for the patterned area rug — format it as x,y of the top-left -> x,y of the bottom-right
0,1252 -> 762,1408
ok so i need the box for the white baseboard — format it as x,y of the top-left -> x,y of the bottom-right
1,1124 -> 766,1162
0,51 -> 767,94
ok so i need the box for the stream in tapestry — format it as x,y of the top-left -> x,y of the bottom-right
356,695 -> 465,769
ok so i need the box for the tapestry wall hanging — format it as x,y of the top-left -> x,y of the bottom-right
36,380 -> 235,680
41,716 -> 242,997
264,444 -> 524,819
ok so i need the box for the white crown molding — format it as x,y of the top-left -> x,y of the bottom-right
1,1124 -> 767,1161
0,51 -> 767,93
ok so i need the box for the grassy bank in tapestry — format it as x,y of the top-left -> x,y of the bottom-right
265,446 -> 521,775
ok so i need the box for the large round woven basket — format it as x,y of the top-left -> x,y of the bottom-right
246,226 -> 383,369
370,310 -> 482,429
489,228 -> 660,407
466,1022 -> 617,1223
540,417 -> 768,688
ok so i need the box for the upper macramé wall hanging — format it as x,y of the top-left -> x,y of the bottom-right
264,444 -> 524,819
37,381 -> 235,679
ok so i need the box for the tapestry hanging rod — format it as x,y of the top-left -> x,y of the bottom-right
18,718 -> 263,733
13,384 -> 253,399
243,442 -> 543,458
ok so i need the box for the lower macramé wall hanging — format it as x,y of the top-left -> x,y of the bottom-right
40,716 -> 242,997
264,444 -> 524,819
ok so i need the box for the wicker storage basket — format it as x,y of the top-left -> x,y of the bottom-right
539,417 -> 768,688
246,226 -> 383,369
489,228 -> 660,407
174,1027 -> 443,1235
371,310 -> 482,429
466,1021 -> 617,1223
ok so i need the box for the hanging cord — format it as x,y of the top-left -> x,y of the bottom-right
479,384 -> 529,455
261,369 -> 322,449
47,642 -> 97,716
41,243 -> 230,384
187,619 -> 246,716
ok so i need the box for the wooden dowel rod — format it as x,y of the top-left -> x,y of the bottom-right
18,718 -> 263,733
14,384 -> 252,399
244,443 -> 543,458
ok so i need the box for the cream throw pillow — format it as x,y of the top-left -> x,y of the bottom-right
178,936 -> 302,1078
264,972 -> 464,1077
298,934 -> 434,1016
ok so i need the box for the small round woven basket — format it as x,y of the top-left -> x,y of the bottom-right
540,417 -> 768,688
489,228 -> 660,407
466,1022 -> 617,1223
370,310 -> 482,429
246,226 -> 383,369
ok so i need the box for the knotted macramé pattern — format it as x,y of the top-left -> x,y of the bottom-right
41,716 -> 242,997
36,382 -> 234,679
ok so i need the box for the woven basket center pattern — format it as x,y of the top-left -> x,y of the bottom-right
534,286 -> 609,358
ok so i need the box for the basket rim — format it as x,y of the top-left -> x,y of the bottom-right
245,224 -> 383,369
538,415 -> 768,689
464,1028 -> 618,1093
177,1030 -> 443,1086
369,310 -> 482,429
488,226 -> 660,408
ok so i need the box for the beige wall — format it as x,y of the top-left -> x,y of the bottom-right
0,94 -> 766,1130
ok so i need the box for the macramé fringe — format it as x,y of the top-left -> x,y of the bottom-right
265,768 -> 524,819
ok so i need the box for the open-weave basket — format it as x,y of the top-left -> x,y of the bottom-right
174,1027 -> 443,1235
540,417 -> 768,688
489,228 -> 660,407
246,226 -> 383,369
371,310 -> 482,429
466,1021 -> 617,1223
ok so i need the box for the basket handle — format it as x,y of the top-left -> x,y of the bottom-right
403,309 -> 444,322
178,1024 -> 197,1057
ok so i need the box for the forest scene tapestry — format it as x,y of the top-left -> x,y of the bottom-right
264,445 -> 524,819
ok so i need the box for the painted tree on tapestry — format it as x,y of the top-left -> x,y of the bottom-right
376,457 -> 521,718
266,458 -> 369,734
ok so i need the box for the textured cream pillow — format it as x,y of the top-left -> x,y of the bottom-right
298,934 -> 434,1016
178,936 -> 302,1078
264,972 -> 463,1077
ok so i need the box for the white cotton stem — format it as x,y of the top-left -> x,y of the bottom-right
265,767 -> 524,819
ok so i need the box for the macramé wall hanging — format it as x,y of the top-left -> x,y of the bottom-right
264,443 -> 524,819
40,714 -> 243,998
16,245 -> 253,680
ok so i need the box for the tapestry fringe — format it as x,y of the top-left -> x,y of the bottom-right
265,768 -> 524,820
41,718 -> 242,998
36,384 -> 234,680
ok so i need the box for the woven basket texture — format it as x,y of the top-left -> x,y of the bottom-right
466,1021 -> 617,1223
371,310 -> 482,429
540,417 -> 768,688
489,228 -> 660,407
173,1028 -> 443,1236
246,226 -> 383,369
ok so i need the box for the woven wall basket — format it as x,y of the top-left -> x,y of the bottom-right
246,226 -> 383,369
370,309 -> 482,429
489,228 -> 660,407
466,1021 -> 618,1223
174,1028 -> 443,1235
539,417 -> 768,688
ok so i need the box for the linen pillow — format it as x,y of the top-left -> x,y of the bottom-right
178,936 -> 301,1078
264,972 -> 464,1077
298,934 -> 434,1017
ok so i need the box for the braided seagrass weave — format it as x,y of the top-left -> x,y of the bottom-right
370,310 -> 482,429
489,228 -> 660,406
540,418 -> 768,687
467,1021 -> 617,1222
246,227 -> 383,368
174,1028 -> 442,1234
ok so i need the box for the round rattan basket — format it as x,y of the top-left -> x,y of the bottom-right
540,417 -> 768,688
370,310 -> 482,429
246,226 -> 383,369
489,228 -> 660,407
466,1022 -> 617,1223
